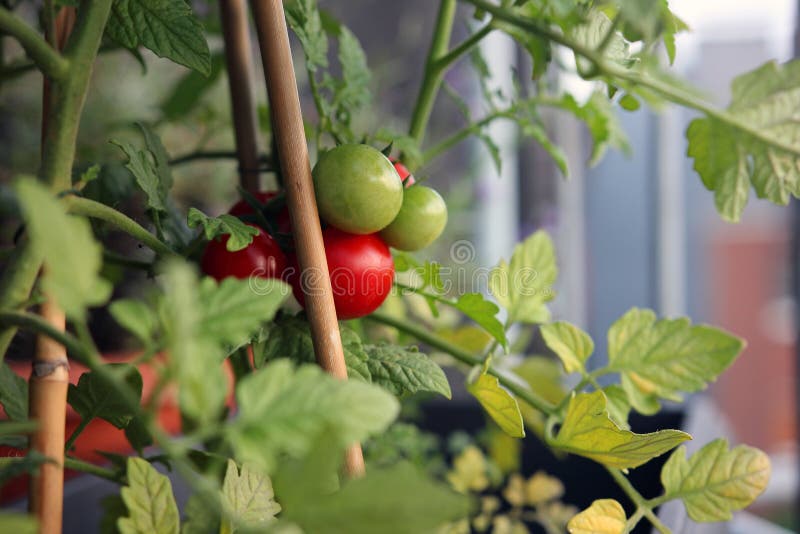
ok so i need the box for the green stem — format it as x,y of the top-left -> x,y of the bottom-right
408,0 -> 457,143
422,107 -> 512,164
625,507 -> 646,532
434,23 -> 493,73
0,242 -> 43,362
63,196 -> 174,256
0,310 -> 98,367
606,467 -> 671,533
169,150 -> 271,167
63,417 -> 91,452
102,249 -> 154,272
63,456 -> 124,484
0,7 -> 68,80
367,311 -> 556,415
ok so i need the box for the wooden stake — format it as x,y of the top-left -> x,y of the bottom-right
249,0 -> 365,478
29,8 -> 75,532
220,0 -> 261,193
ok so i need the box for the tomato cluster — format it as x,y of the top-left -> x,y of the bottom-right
200,144 -> 447,319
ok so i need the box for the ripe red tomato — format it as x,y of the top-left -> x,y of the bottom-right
391,159 -> 416,187
201,224 -> 288,282
287,227 -> 394,320
229,191 -> 292,234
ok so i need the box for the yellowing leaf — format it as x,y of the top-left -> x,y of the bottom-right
220,460 -> 281,531
468,374 -> 525,438
540,321 -> 594,374
548,391 -> 690,469
567,499 -> 626,534
446,446 -> 489,494
525,471 -> 564,505
118,458 -> 179,534
661,439 -> 771,522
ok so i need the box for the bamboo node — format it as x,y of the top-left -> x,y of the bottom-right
32,358 -> 70,377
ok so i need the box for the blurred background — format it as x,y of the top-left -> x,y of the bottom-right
0,0 -> 798,532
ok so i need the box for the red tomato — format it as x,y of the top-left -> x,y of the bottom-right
391,160 -> 416,188
229,191 -> 292,234
201,224 -> 288,282
287,227 -> 394,320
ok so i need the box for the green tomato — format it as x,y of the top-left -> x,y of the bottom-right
312,144 -> 403,234
380,185 -> 447,251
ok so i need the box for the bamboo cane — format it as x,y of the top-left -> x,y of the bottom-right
249,0 -> 366,478
29,7 -> 75,533
219,0 -> 261,193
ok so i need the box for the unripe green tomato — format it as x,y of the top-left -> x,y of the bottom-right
312,144 -> 403,234
380,185 -> 447,251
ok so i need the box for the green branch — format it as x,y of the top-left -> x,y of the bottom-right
0,310 -> 99,367
64,456 -> 125,484
64,196 -> 174,257
606,467 -> 670,533
0,7 -> 68,80
367,311 -> 556,416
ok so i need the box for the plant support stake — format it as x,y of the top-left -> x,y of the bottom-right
249,0 -> 366,477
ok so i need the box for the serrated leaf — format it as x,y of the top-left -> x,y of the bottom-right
549,391 -> 690,468
567,499 -> 626,534
285,0 -> 328,72
518,115 -> 569,175
661,439 -> 770,522
106,0 -> 211,75
570,10 -> 632,76
137,123 -> 173,195
363,343 -> 451,399
255,315 -> 370,381
489,230 -> 557,324
686,60 -> 800,221
454,293 -> 508,351
0,513 -> 38,534
110,299 -> 157,346
229,360 -> 398,472
76,164 -> 101,186
118,457 -> 179,534
468,373 -> 525,438
0,362 -> 27,422
334,27 -> 371,114
540,321 -> 594,374
602,385 -> 631,431
111,139 -> 167,212
557,92 -> 630,165
15,178 -> 111,320
494,5 -> 552,79
220,460 -> 281,531
187,208 -> 258,252
607,308 -> 745,414
68,364 -> 143,429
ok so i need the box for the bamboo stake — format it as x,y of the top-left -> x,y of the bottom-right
220,0 -> 261,193
249,0 -> 366,478
29,7 -> 75,532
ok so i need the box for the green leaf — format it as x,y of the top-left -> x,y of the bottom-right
567,499 -> 626,534
0,513 -> 38,534
285,0 -> 328,72
569,10 -> 632,76
161,53 -> 225,121
494,5 -> 552,80
557,92 -> 630,165
517,112 -> 569,175
228,360 -> 398,472
661,439 -> 771,522
255,315 -> 370,381
15,178 -> 111,320
602,385 -> 631,431
220,460 -> 281,532
540,321 -> 594,374
136,123 -> 173,196
334,27 -> 371,115
0,362 -> 27,422
686,59 -> 800,221
187,208 -> 258,252
489,230 -> 557,324
548,391 -> 690,469
110,299 -> 157,346
111,139 -> 168,212
467,373 -> 525,438
278,459 -> 470,534
68,364 -> 143,429
363,343 -> 451,399
105,0 -> 211,75
118,457 -> 180,534
76,164 -> 101,186
454,293 -> 508,351
607,308 -> 745,414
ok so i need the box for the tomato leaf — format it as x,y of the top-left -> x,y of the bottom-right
333,27 -> 371,116
105,0 -> 211,75
540,321 -> 594,374
160,53 -> 225,121
285,0 -> 328,72
67,364 -> 143,430
569,10 -> 633,77
363,343 -> 451,399
110,299 -> 158,347
187,208 -> 258,252
110,139 -> 168,213
136,123 -> 173,194
602,385 -> 631,431
661,439 -> 771,522
467,373 -> 525,438
489,230 -> 557,325
220,460 -> 281,531
454,293 -> 508,351
0,363 -> 27,422
15,178 -> 111,320
229,360 -> 398,472
607,308 -> 744,414
118,457 -> 180,534
548,391 -> 690,469
567,499 -> 626,534
555,92 -> 630,166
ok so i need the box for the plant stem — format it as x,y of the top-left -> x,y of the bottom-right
434,23 -> 493,72
367,311 -> 556,415
63,456 -> 123,484
0,310 -> 99,367
63,196 -> 174,256
408,0 -> 457,143
169,150 -> 272,167
0,242 -> 43,362
606,466 -> 671,533
102,249 -> 154,272
63,417 -> 91,452
0,7 -> 68,80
